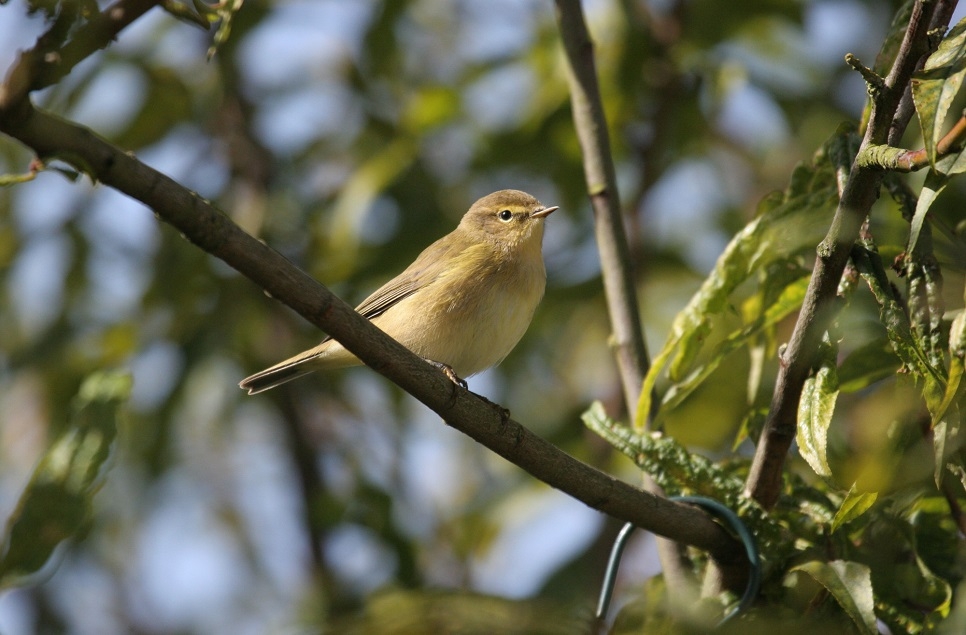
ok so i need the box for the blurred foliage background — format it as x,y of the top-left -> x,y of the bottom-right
1,0 -> 960,633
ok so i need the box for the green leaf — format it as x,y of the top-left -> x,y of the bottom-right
933,357 -> 964,432
873,1 -> 915,76
932,404 -> 962,488
938,582 -> 966,635
934,141 -> 966,175
581,401 -> 748,507
852,245 -> 949,480
911,16 -> 966,167
830,485 -> 877,533
797,339 -> 839,479
0,170 -> 38,186
659,275 -> 809,412
851,244 -> 944,389
403,86 -> 461,132
908,171 -> 949,256
162,0 -> 215,29
0,371 -> 131,586
837,339 -> 901,393
636,130 -> 848,428
208,0 -> 246,60
950,310 -> 966,358
950,464 -> 966,493
792,560 -> 877,635
904,555 -> 953,617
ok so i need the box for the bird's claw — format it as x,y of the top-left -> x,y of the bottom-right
425,359 -> 468,389
424,359 -> 510,421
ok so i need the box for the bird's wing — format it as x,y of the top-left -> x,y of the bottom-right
352,229 -> 470,320
353,275 -> 423,319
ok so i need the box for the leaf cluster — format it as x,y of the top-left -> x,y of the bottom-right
587,8 -> 966,631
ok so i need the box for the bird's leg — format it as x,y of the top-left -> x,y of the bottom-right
426,358 -> 466,388
425,359 -> 468,389
424,359 -> 510,421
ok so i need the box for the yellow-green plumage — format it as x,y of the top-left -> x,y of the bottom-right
240,189 -> 557,394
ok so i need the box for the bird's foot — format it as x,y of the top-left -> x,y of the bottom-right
425,359 -> 468,389
423,359 -> 509,421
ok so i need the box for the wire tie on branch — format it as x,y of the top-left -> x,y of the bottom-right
595,496 -> 761,627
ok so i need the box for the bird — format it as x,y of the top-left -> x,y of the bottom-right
240,189 -> 558,395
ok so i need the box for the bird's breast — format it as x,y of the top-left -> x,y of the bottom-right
375,249 -> 546,377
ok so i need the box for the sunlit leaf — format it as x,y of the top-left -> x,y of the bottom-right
878,535 -> 953,628
908,171 -> 949,256
0,371 -> 131,586
911,17 -> 966,167
733,406 -> 767,451
792,560 -> 877,635
660,275 -> 809,412
902,555 -> 953,618
932,404 -> 962,488
636,129 -> 849,428
933,357 -> 964,433
934,139 -> 966,175
851,244 -> 945,397
951,310 -> 966,358
830,485 -> 877,533
797,338 -> 838,479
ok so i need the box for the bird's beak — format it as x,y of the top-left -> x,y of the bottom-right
531,205 -> 559,219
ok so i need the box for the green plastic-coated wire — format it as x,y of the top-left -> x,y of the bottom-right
595,496 -> 761,628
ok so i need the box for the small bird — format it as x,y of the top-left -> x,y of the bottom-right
240,189 -> 558,395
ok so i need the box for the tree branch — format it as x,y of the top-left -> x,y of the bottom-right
858,113 -> 966,172
744,0 -> 955,509
0,0 -> 162,115
0,100 -> 741,564
553,0 -> 651,419
553,0 -> 722,597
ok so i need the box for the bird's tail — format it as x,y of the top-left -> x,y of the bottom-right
239,360 -> 315,395
240,339 -> 359,394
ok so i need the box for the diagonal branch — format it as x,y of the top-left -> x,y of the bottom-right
0,100 -> 741,564
744,0 -> 956,509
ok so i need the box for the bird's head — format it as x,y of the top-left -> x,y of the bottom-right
459,189 -> 558,253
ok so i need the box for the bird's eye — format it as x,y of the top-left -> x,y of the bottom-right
498,209 -> 513,221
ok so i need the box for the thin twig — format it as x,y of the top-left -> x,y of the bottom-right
844,53 -> 886,93
859,114 -> 966,172
1,0 -> 161,122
